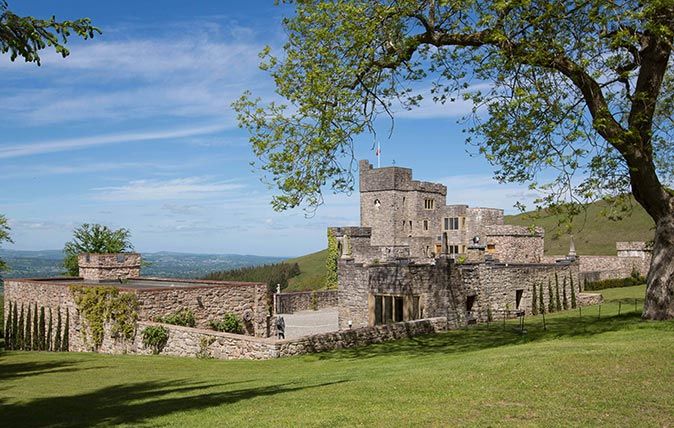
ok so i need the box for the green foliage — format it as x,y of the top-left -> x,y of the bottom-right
54,308 -> 62,352
63,223 -> 134,276
204,262 -> 300,293
555,273 -> 562,312
562,277 -> 569,310
0,0 -> 100,65
0,213 -> 12,272
325,230 -> 338,290
46,308 -> 52,351
547,279 -> 555,313
538,283 -> 545,315
70,285 -> 139,350
197,336 -> 215,359
310,291 -> 318,311
14,303 -> 21,349
62,309 -> 69,352
141,325 -> 169,355
25,304 -> 32,351
209,313 -> 243,334
3,300 -> 10,343
585,274 -> 647,291
531,283 -> 538,316
38,306 -> 45,350
570,274 -> 577,309
156,308 -> 196,328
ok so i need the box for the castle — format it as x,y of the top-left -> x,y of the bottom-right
330,161 -> 650,330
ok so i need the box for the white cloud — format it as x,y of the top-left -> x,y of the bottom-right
0,124 -> 226,160
93,177 -> 245,201
394,83 -> 492,119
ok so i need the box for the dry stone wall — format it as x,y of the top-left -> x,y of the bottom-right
78,253 -> 141,282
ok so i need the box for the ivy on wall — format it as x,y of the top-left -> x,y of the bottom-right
325,229 -> 339,290
69,285 -> 139,350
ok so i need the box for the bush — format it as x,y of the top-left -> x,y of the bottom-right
584,274 -> 646,291
142,325 -> 169,354
156,308 -> 196,327
209,313 -> 243,334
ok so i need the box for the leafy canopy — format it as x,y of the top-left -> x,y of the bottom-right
234,0 -> 674,225
0,0 -> 100,65
63,224 -> 134,276
0,214 -> 13,272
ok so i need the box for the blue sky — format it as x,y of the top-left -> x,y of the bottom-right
1,1 -> 537,257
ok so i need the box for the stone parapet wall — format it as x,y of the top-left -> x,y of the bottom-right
577,293 -> 603,306
578,256 -> 648,281
275,290 -> 338,314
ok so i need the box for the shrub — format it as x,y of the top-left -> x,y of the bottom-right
142,325 -> 169,354
570,275 -> 577,309
584,274 -> 646,291
209,313 -> 243,334
554,273 -> 562,312
562,277 -> 569,310
547,279 -> 555,313
25,304 -> 32,351
531,283 -> 538,315
62,309 -> 70,352
156,308 -> 196,327
54,308 -> 62,352
538,283 -> 545,315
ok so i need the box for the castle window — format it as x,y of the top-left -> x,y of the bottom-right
444,217 -> 459,230
408,220 -> 413,231
424,199 -> 435,210
423,220 -> 429,230
448,245 -> 459,254
373,295 -> 407,325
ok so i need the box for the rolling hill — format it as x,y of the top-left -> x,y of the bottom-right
505,199 -> 655,255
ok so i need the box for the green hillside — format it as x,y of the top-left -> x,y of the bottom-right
285,249 -> 328,292
505,199 -> 655,255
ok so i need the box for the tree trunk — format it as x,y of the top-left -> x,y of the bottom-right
643,214 -> 674,320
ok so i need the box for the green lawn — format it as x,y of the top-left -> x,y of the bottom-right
1,286 -> 672,426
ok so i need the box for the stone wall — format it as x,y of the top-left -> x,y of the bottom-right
133,279 -> 269,337
484,225 -> 545,263
78,253 -> 141,282
92,317 -> 450,360
275,290 -> 338,314
578,256 -> 644,282
3,277 -> 273,355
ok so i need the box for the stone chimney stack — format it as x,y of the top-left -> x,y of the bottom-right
78,253 -> 141,282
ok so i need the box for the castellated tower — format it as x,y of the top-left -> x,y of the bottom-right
358,159 -> 504,258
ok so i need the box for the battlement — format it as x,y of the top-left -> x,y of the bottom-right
358,160 -> 446,195
484,224 -> 544,237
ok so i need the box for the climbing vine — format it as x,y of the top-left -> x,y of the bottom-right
325,229 -> 338,290
70,285 -> 139,350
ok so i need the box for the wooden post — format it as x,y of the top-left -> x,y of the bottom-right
598,304 -> 601,320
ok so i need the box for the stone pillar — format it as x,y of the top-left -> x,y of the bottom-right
78,253 -> 141,282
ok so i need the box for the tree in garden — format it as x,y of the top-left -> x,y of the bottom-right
4,301 -> 12,348
0,0 -> 99,65
39,306 -> 46,351
539,282 -> 545,315
531,282 -> 538,315
547,279 -> 555,313
62,309 -> 70,352
555,273 -> 562,311
47,308 -> 53,351
570,274 -> 577,309
13,303 -> 20,349
33,303 -> 39,350
562,277 -> 569,310
0,214 -> 12,273
24,304 -> 32,351
235,1 -> 674,320
54,308 -> 62,352
63,224 -> 134,276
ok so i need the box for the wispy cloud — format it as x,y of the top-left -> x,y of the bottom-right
394,83 -> 492,119
93,177 -> 245,201
0,124 -> 227,160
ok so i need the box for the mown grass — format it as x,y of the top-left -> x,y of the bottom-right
1,286 -> 672,427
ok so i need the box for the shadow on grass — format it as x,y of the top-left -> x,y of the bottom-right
0,378 -> 348,427
0,359 -> 108,382
317,310 -> 659,361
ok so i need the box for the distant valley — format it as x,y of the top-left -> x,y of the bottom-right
0,249 -> 287,281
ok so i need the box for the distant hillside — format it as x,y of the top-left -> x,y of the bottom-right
285,249 -> 328,292
0,249 -> 286,280
203,262 -> 301,291
505,199 -> 655,255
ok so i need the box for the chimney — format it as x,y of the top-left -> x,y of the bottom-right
78,253 -> 141,282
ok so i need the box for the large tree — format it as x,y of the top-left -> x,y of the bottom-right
234,0 -> 674,320
63,224 -> 134,276
0,0 -> 99,65
0,214 -> 12,272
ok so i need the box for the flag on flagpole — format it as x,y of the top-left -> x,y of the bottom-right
376,141 -> 381,168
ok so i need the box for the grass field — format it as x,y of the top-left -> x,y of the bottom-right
1,286 -> 672,426
505,199 -> 655,255
285,249 -> 328,291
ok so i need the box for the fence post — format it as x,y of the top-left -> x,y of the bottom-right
618,301 -> 621,316
598,304 -> 601,320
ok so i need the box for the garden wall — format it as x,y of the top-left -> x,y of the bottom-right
105,316 -> 449,360
274,290 -> 338,314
